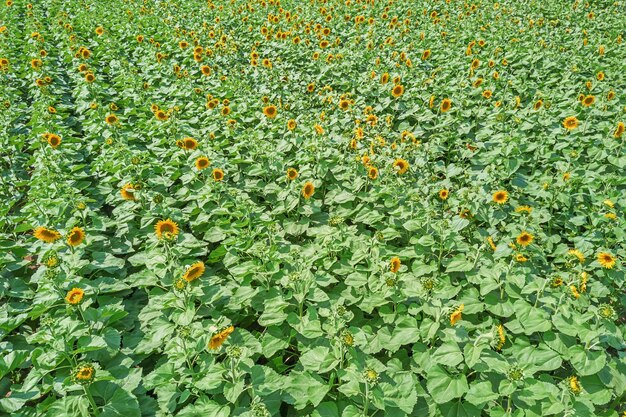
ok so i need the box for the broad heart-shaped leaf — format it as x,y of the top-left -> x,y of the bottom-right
514,340 -> 562,373
380,371 -> 418,414
570,346 -> 607,376
426,365 -> 469,404
445,255 -> 474,272
44,396 -> 90,417
91,381 -> 140,417
300,345 -> 340,373
439,399 -> 482,417
387,315 -> 421,352
432,342 -> 464,367
312,402 -> 339,417
512,300 -> 551,335
341,405 -> 362,417
465,380 -> 499,405
283,371 -> 330,409
579,374 -> 612,405
176,397 -> 230,417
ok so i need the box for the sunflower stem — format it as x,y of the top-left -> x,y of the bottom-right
84,385 -> 100,416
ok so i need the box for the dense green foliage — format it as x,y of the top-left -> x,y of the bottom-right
1,0 -> 625,416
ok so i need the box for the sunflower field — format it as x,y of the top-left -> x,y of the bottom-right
1,0 -> 626,415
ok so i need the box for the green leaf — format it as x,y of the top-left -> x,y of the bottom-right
300,346 -> 340,373
466,380 -> 499,405
446,255 -> 474,272
570,346 -> 606,376
426,365 -> 469,404
283,372 -> 330,409
432,342 -> 464,367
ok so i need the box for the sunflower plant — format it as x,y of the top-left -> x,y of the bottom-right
1,0 -> 625,416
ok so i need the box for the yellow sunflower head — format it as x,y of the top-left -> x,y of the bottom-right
155,219 -> 179,240
287,168 -> 298,181
492,190 -> 508,204
263,105 -> 277,119
34,227 -> 62,243
195,157 -> 210,170
391,84 -> 404,98
208,325 -> 235,350
563,116 -> 579,130
302,181 -> 315,199
393,158 -> 409,175
440,98 -> 452,112
47,133 -> 61,148
65,288 -> 85,305
120,183 -> 136,200
212,168 -> 224,181
182,261 -> 205,282
66,227 -> 86,247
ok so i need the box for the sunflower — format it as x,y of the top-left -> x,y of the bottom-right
482,90 -> 492,99
155,219 -> 179,240
368,166 -> 378,180
614,122 -> 625,138
314,124 -> 324,135
155,110 -> 169,121
596,71 -> 604,81
515,254 -> 528,262
568,249 -> 585,263
597,252 -> 616,269
302,181 -> 315,199
551,277 -> 563,287
450,304 -> 464,326
182,261 -> 205,282
439,189 -> 449,200
195,157 -> 210,170
391,84 -> 404,98
568,376 -> 582,394
582,95 -> 595,107
516,231 -> 533,247
208,325 -> 235,350
66,227 -> 86,247
105,114 -> 118,124
85,72 -> 95,83
339,99 -> 350,110
182,137 -> 198,150
533,100 -> 542,110
120,183 -> 136,200
421,49 -> 431,60
515,205 -> 532,213
95,26 -> 104,35
487,236 -> 497,251
73,364 -> 95,384
65,288 -> 84,305
393,158 -> 409,175
263,105 -> 277,119
492,190 -> 508,204
563,116 -> 579,130
47,133 -> 61,148
287,119 -> 297,130
496,324 -> 506,350
380,73 -> 389,84
34,227 -> 61,243
201,65 -> 211,76
390,257 -> 401,273
472,78 -> 483,88
607,91 -> 615,100
212,168 -> 224,181
286,168 -> 298,180
440,98 -> 452,112
306,83 -> 315,93
221,106 -> 231,116
31,59 -> 42,69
